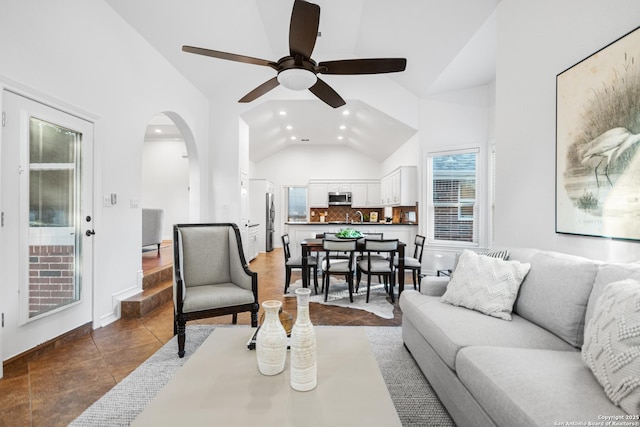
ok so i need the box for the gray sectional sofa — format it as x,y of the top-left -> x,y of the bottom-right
400,247 -> 637,427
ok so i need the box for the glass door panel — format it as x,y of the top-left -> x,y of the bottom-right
28,117 -> 82,318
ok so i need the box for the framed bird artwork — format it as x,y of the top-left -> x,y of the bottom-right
556,25 -> 640,241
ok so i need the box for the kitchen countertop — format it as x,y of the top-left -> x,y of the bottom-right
285,222 -> 417,226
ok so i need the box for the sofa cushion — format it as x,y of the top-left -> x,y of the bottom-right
399,291 -> 575,371
586,262 -> 640,325
456,347 -> 624,427
441,250 -> 531,320
582,279 -> 640,414
513,250 -> 600,348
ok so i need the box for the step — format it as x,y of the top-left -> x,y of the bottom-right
121,264 -> 173,319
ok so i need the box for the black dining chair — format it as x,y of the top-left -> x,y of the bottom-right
356,239 -> 399,303
282,234 -> 319,295
394,234 -> 425,290
321,239 -> 357,303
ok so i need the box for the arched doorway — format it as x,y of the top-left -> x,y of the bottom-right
142,113 -> 192,241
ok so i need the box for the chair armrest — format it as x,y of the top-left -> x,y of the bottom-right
420,276 -> 450,297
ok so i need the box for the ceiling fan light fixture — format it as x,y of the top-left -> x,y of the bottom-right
277,68 -> 317,91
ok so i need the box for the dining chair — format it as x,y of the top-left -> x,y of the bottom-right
323,232 -> 351,260
356,239 -> 399,303
173,223 -> 259,358
282,234 -> 319,295
394,234 -> 425,290
321,239 -> 357,303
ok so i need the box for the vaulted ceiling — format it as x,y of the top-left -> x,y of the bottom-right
108,0 -> 499,161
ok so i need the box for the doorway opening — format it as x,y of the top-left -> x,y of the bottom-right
142,113 -> 191,242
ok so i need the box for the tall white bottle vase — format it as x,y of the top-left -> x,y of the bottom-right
290,288 -> 317,391
256,300 -> 287,375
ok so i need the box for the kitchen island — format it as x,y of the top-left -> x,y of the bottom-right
284,222 -> 418,260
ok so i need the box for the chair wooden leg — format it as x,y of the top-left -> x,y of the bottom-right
366,274 -> 372,303
324,273 -> 330,302
389,274 -> 396,303
355,269 -> 361,293
348,273 -> 354,303
177,315 -> 186,358
251,303 -> 259,327
412,269 -> 418,290
284,267 -> 292,294
313,267 -> 319,295
232,313 -> 238,324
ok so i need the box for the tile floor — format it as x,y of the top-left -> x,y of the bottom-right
0,245 -> 407,426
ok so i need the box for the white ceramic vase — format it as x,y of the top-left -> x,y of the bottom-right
290,288 -> 317,391
256,300 -> 287,376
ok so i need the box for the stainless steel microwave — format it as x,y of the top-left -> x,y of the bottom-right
328,192 -> 352,205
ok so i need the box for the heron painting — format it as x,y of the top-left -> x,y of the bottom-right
556,25 -> 640,241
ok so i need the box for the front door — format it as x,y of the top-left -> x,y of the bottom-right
0,90 -> 94,372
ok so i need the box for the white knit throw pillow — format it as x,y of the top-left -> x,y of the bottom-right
441,250 -> 531,320
582,279 -> 640,414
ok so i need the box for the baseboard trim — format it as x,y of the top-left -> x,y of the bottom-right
3,321 -> 93,370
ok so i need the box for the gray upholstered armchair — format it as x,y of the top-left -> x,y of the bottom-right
142,208 -> 164,252
173,223 -> 259,357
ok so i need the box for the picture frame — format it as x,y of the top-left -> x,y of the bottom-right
556,25 -> 640,241
369,212 -> 378,222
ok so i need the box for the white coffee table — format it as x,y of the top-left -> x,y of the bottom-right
132,327 -> 402,426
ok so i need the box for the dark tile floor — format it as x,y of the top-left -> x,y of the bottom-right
0,245 -> 405,426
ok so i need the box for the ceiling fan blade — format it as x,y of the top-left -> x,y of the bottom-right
309,78 -> 345,109
183,45 -> 278,70
318,58 -> 407,75
238,77 -> 280,103
289,0 -> 320,59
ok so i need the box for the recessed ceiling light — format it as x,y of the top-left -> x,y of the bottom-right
337,136 -> 344,140
339,125 -> 346,130
279,111 -> 287,116
290,136 -> 297,140
286,125 -> 293,130
154,128 -> 162,133
342,110 -> 350,116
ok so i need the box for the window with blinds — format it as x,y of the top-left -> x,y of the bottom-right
427,150 -> 479,244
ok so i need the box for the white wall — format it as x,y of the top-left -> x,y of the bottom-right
495,0 -> 640,262
381,135 -> 420,175
418,84 -> 494,272
142,139 -> 190,240
0,0 -> 210,334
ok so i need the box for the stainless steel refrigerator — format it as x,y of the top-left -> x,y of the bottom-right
266,192 -> 275,252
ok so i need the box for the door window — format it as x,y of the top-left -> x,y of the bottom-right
28,117 -> 82,318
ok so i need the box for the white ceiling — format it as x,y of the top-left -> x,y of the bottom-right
111,0 -> 499,161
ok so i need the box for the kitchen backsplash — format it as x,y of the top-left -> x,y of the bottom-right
309,205 -> 418,224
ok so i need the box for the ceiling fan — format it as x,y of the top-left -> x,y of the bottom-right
182,0 -> 407,108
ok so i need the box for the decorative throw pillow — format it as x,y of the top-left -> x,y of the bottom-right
441,250 -> 531,320
582,279 -> 640,415
449,249 -> 509,280
484,249 -> 510,260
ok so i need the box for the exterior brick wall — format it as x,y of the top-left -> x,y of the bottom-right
29,245 -> 76,317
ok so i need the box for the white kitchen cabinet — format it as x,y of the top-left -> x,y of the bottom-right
381,166 -> 418,206
367,182 -> 381,206
327,182 -> 351,193
308,182 -> 328,207
351,182 -> 382,207
248,226 -> 259,261
351,183 -> 367,206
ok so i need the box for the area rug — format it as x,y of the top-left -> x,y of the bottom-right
70,325 -> 455,427
285,278 -> 396,319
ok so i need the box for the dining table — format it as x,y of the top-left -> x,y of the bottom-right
299,238 -> 407,302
